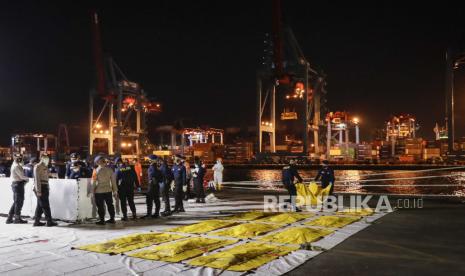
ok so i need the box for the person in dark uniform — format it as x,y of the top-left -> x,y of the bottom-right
192,157 -> 206,203
115,157 -> 140,221
143,155 -> 163,218
23,157 -> 37,178
159,157 -> 173,216
282,159 -> 303,212
66,153 -> 88,179
315,160 -> 335,194
172,155 -> 186,212
6,153 -> 29,224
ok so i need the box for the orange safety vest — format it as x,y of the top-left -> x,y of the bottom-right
134,162 -> 143,184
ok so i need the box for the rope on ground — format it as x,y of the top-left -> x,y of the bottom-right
338,166 -> 465,179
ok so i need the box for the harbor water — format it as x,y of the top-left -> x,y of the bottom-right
214,168 -> 465,197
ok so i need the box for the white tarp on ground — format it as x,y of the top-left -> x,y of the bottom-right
0,177 -> 94,221
0,194 -> 391,276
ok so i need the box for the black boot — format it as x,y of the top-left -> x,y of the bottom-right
5,215 -> 13,224
132,212 -> 137,220
105,218 -> 116,224
13,217 -> 28,224
46,221 -> 58,227
33,221 -> 46,227
96,220 -> 105,225
161,210 -> 172,217
121,216 -> 128,221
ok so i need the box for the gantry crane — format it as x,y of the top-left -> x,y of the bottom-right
88,11 -> 161,159
257,0 -> 327,157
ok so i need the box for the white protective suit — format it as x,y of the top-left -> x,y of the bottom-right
212,161 -> 224,190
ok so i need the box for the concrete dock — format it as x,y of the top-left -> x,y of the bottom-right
0,187 -> 464,275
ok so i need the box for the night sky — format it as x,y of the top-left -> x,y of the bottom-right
1,1 -> 464,146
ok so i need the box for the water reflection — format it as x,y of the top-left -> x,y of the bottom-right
222,168 -> 465,196
338,170 -> 364,194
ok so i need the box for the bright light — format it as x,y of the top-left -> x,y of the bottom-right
128,143 -> 132,147
93,130 -> 97,133
353,117 -> 359,124
156,104 -> 160,107
286,95 -> 290,99
104,130 -> 109,134
121,142 -> 127,147
269,123 -> 273,126
95,123 -> 102,129
99,130 -> 104,134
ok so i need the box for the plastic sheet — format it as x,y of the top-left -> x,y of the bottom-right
0,177 -> 93,221
167,220 -> 238,234
212,223 -> 282,239
337,208 -> 374,216
256,212 -> 313,224
305,215 -> 361,228
129,237 -> 237,262
260,227 -> 333,245
188,242 -> 298,272
223,210 -> 275,221
76,232 -> 184,254
295,182 -> 332,206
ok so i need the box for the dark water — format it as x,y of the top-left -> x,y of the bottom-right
214,168 -> 465,196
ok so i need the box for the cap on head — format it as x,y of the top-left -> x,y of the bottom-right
13,153 -> 23,162
148,154 -> 158,162
94,155 -> 105,164
70,153 -> 79,159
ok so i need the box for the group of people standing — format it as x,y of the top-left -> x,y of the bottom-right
5,151 -> 224,226
7,153 -> 58,226
91,153 -> 223,225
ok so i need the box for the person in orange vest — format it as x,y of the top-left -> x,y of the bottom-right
134,158 -> 143,187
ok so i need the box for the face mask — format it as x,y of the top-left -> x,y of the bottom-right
42,158 -> 50,166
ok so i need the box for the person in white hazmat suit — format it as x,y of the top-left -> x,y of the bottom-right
212,158 -> 224,191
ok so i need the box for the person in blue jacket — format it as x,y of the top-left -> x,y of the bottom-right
142,155 -> 163,218
23,157 -> 37,178
66,153 -> 87,179
282,159 -> 303,212
315,160 -> 335,194
158,157 -> 173,216
115,157 -> 140,220
172,155 -> 186,213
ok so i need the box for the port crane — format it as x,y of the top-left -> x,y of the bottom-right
88,11 -> 161,159
257,0 -> 327,158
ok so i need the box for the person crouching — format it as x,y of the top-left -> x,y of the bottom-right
93,155 -> 118,225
